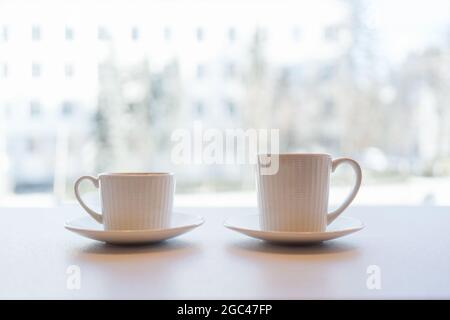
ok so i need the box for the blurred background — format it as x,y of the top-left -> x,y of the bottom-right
0,0 -> 449,207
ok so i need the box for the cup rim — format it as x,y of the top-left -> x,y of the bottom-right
98,172 -> 174,177
258,153 -> 331,158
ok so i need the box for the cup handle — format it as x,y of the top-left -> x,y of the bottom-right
327,158 -> 362,225
74,175 -> 103,224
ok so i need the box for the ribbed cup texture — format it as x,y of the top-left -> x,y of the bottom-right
99,174 -> 174,230
257,155 -> 331,232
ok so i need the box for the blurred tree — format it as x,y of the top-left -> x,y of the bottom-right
336,0 -> 385,156
95,49 -> 182,173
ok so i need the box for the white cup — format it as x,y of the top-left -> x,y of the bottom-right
74,173 -> 175,230
256,154 -> 362,232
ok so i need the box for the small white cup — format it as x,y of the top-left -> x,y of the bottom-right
74,173 -> 175,230
257,154 -> 362,232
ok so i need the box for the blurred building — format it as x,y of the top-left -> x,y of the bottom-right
0,0 -> 449,200
0,0 -> 351,196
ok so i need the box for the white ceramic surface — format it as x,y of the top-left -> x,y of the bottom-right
74,173 -> 175,230
257,154 -> 362,232
224,214 -> 364,244
65,212 -> 204,244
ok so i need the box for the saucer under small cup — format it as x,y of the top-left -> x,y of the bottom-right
65,212 -> 204,245
224,215 -> 364,244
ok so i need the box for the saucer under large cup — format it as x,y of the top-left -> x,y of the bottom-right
224,215 -> 364,245
65,212 -> 204,245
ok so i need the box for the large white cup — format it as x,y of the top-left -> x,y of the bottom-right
74,173 -> 175,230
257,154 -> 362,232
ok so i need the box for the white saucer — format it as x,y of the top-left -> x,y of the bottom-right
65,213 -> 204,245
224,215 -> 364,244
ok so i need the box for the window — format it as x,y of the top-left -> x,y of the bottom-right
224,62 -> 236,79
1,26 -> 8,42
31,25 -> 41,41
324,26 -> 338,42
31,63 -> 41,78
0,0 -> 448,207
292,26 -> 301,41
98,26 -> 110,40
196,27 -> 204,42
64,63 -> 74,78
26,138 -> 37,153
127,103 -> 136,113
29,101 -> 41,117
195,101 -> 204,116
65,27 -> 74,40
196,64 -> 206,79
163,27 -> 171,41
131,26 -> 139,41
255,27 -> 268,42
224,99 -> 236,116
319,65 -> 334,81
3,104 -> 11,118
322,99 -> 335,117
61,101 -> 74,116
0,63 -> 7,78
228,27 -> 236,42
